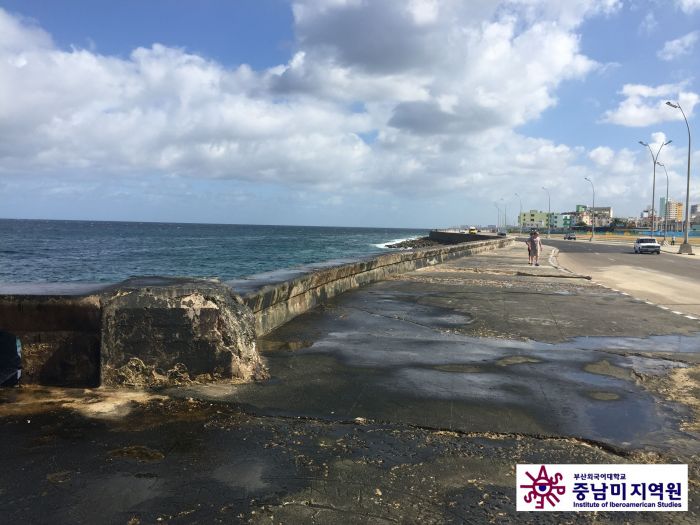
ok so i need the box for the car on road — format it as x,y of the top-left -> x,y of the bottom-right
497,231 -> 507,237
564,233 -> 576,240
634,237 -> 661,254
468,227 -> 477,234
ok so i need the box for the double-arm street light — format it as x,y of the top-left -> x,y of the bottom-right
639,139 -> 672,235
494,202 -> 501,231
584,177 -> 595,242
666,101 -> 693,255
657,162 -> 670,244
514,193 -> 523,234
542,187 -> 551,238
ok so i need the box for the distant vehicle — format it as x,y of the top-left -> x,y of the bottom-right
468,227 -> 478,234
497,231 -> 507,237
564,233 -> 576,240
634,237 -> 661,254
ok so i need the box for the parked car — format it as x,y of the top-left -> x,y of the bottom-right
634,237 -> 661,254
468,227 -> 478,234
497,231 -> 507,237
564,233 -> 576,240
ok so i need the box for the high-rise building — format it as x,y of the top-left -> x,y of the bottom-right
660,198 -> 683,222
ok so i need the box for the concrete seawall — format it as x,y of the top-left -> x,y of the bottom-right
232,234 -> 512,335
0,234 -> 513,387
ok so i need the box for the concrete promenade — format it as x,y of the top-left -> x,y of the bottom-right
1,243 -> 699,523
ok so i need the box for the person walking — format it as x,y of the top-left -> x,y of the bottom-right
526,231 -> 534,265
530,230 -> 543,266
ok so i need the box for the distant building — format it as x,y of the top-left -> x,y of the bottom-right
518,210 -> 548,229
590,207 -> 613,227
575,205 -> 612,227
518,207 -> 609,230
659,198 -> 683,222
550,212 -> 574,229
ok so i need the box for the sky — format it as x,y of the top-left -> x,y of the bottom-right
0,0 -> 699,228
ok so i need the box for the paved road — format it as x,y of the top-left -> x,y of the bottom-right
544,238 -> 700,316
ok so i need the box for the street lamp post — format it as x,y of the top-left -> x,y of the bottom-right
515,193 -> 523,234
666,101 -> 693,255
542,187 -> 551,238
657,162 -> 670,244
494,202 -> 500,232
584,177 -> 595,241
639,139 -> 672,235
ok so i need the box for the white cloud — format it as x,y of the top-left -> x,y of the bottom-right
0,1 -> 658,222
638,12 -> 657,34
677,0 -> 700,14
602,83 -> 699,127
657,31 -> 699,61
589,146 -> 614,166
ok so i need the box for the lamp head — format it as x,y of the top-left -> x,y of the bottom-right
639,141 -> 648,146
664,140 -> 672,146
666,101 -> 679,109
657,161 -> 664,167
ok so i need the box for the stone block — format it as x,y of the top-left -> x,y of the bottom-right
101,280 -> 267,387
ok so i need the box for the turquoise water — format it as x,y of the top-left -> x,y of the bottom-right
0,219 -> 428,283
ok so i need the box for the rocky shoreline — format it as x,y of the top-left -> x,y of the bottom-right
386,236 -> 458,249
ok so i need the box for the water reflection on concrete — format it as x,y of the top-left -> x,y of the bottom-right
200,328 -> 700,453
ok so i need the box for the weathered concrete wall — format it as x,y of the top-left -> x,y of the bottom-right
100,279 -> 267,387
0,295 -> 102,386
238,236 -> 514,335
0,279 -> 267,387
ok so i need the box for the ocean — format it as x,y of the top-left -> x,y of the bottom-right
0,219 -> 428,284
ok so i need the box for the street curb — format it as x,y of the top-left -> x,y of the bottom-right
548,248 -> 591,279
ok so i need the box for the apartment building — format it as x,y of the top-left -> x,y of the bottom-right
518,210 -> 548,228
660,198 -> 684,222
574,205 -> 612,227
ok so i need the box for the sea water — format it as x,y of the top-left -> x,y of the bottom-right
0,219 -> 428,283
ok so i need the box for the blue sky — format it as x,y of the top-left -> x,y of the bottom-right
0,0 -> 698,227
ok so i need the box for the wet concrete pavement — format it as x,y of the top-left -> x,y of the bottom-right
2,244 -> 700,523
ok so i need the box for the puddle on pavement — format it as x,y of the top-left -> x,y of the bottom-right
567,334 -> 700,354
212,460 -> 269,492
496,356 -> 541,366
251,329 -> 700,449
432,364 -> 483,373
351,295 -> 475,330
78,473 -> 163,523
587,391 -> 621,401
584,359 -> 634,380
